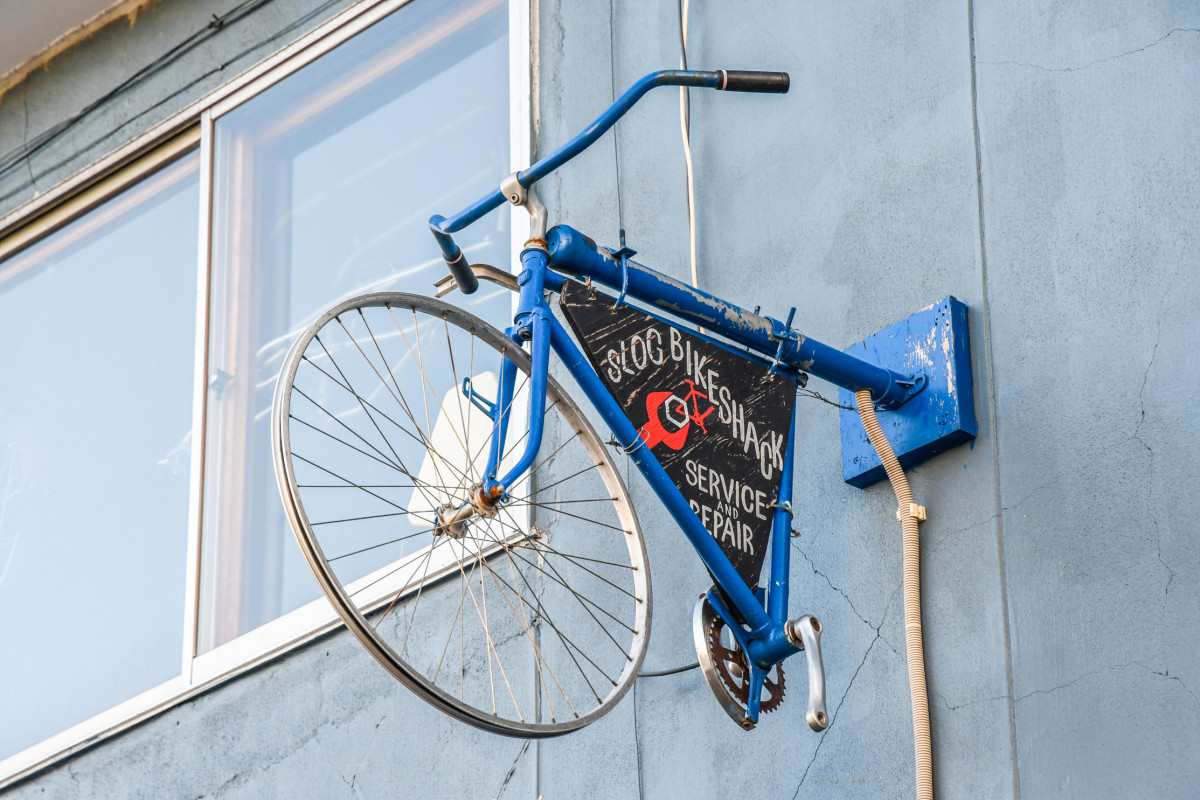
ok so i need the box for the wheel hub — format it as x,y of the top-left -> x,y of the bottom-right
434,483 -> 500,538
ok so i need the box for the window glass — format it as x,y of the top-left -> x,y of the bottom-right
201,0 -> 511,651
0,153 -> 199,759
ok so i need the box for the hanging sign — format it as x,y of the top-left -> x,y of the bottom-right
559,280 -> 796,589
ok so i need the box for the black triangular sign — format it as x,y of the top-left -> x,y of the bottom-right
559,280 -> 796,589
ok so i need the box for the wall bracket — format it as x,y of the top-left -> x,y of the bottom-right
839,296 -> 977,488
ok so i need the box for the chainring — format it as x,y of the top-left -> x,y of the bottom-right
693,595 -> 784,728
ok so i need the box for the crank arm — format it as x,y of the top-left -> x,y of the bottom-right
786,616 -> 829,731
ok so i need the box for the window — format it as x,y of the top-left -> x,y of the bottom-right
200,0 -> 511,652
0,151 -> 200,761
0,0 -> 525,783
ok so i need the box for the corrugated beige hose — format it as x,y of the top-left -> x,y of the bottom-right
855,389 -> 933,800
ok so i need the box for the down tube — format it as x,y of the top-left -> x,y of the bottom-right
547,313 -> 773,635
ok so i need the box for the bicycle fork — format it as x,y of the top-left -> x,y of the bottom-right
432,246 -> 553,535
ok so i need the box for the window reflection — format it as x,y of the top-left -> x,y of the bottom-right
0,152 -> 199,760
201,0 -> 510,651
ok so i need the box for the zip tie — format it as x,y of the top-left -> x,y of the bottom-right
896,503 -> 927,522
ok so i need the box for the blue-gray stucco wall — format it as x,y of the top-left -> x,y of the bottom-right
1,1 -> 1197,798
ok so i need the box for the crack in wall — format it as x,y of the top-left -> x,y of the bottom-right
793,540 -> 900,656
1014,665 -> 1118,703
935,688 -> 1009,712
182,672 -> 401,799
1149,669 -> 1200,709
978,28 -> 1200,73
631,681 -> 644,800
793,541 -> 873,629
1014,662 -> 1200,708
338,772 -> 368,800
790,634 -> 884,797
334,712 -> 387,800
925,469 -> 1071,558
493,739 -> 530,799
1133,308 -> 1173,596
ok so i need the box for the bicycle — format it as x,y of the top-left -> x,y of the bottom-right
272,69 -> 930,738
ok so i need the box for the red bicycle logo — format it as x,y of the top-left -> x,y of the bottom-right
639,379 -> 714,450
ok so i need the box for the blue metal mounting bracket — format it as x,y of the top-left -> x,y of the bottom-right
839,296 -> 977,488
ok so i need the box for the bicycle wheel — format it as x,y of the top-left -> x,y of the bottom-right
272,292 -> 650,736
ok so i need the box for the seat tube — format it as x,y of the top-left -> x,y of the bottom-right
767,410 -> 797,623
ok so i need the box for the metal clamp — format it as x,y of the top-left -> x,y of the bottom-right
612,228 -> 636,309
767,307 -> 797,376
621,433 -> 647,455
500,172 -> 526,205
608,434 -> 647,455
896,503 -> 927,522
499,171 -> 548,240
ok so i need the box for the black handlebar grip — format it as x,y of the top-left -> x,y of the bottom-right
444,249 -> 479,294
716,70 -> 790,93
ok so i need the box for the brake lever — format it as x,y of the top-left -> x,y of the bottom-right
787,616 -> 829,731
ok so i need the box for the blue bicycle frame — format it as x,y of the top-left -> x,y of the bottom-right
429,69 -> 924,728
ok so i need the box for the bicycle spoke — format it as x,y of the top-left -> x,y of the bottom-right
476,533 -> 621,691
289,452 -> 409,512
474,547 -> 575,720
387,545 -> 442,658
332,317 -> 453,508
308,335 -> 444,513
289,414 -> 406,475
431,553 -> 476,684
507,460 -> 602,501
292,386 -> 403,472
491,509 -> 637,638
301,355 -> 432,457
467,529 -> 520,719
510,495 -> 616,507
299,483 -> 461,490
349,535 -> 451,600
507,499 -> 629,534
326,524 -> 436,558
514,543 -> 636,572
458,521 -> 612,701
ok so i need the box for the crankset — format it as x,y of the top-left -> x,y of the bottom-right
693,594 -> 784,729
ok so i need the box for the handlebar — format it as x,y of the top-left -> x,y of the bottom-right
430,68 -> 789,294
717,70 -> 790,93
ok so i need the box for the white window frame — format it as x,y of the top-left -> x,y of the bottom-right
0,0 -> 531,787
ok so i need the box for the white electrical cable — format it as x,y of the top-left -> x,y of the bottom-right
678,0 -> 699,289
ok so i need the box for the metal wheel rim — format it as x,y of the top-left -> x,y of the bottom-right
272,291 -> 651,737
